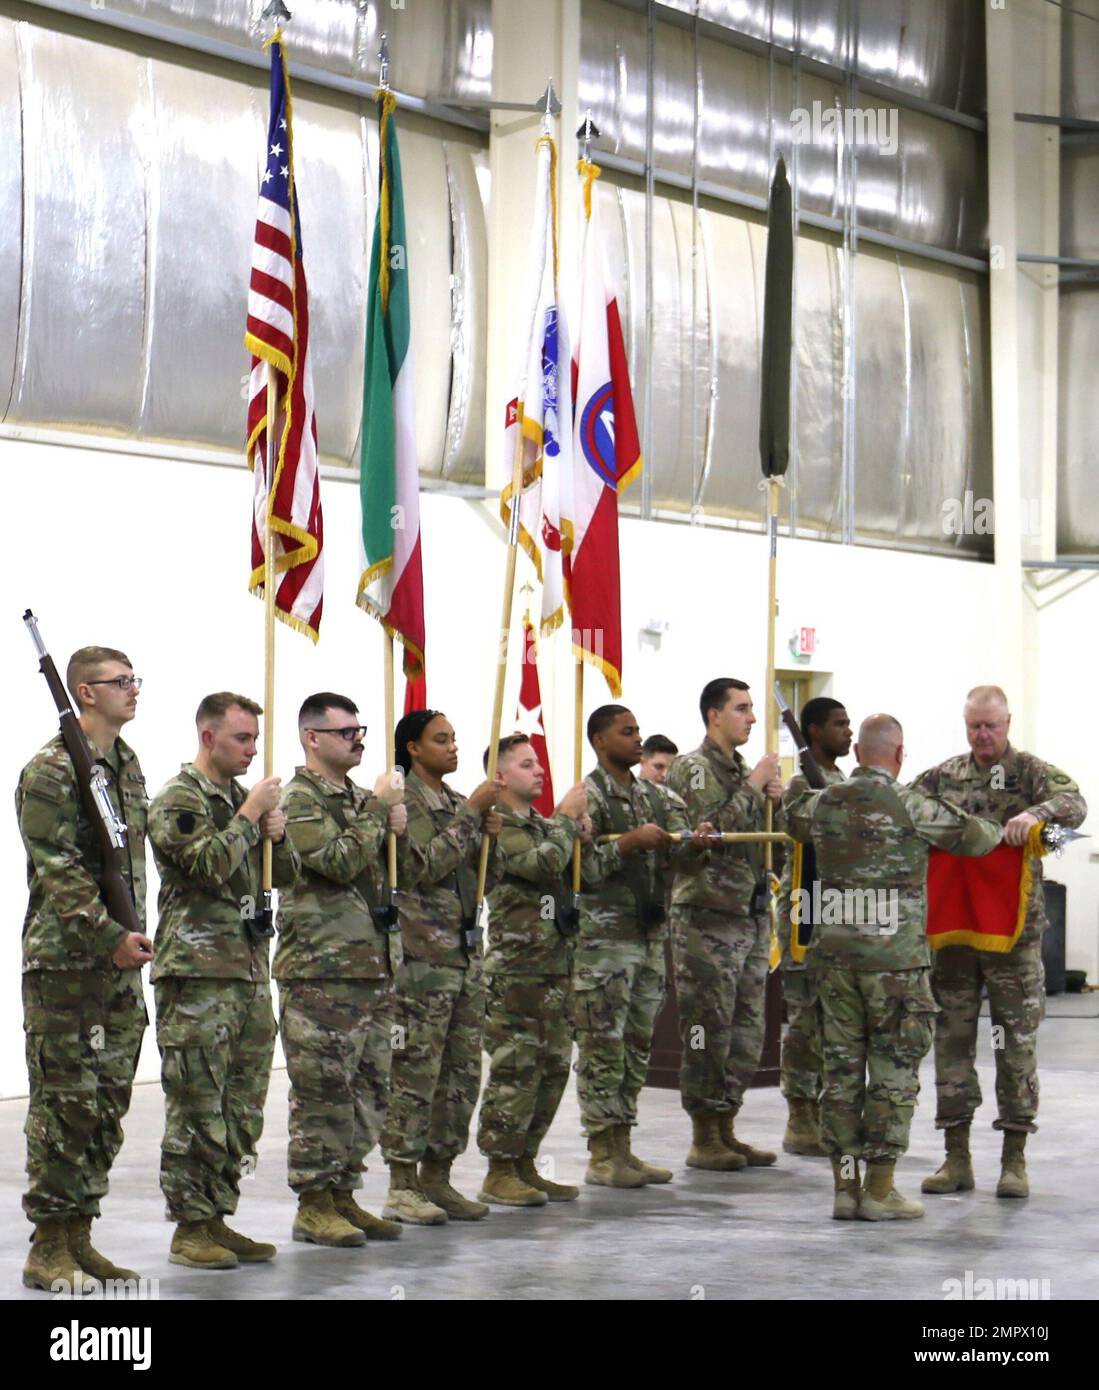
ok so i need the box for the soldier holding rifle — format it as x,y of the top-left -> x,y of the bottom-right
18,619 -> 154,1291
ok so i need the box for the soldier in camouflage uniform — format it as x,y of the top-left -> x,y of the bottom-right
577,705 -> 710,1190
276,692 -> 411,1248
776,698 -> 851,1157
380,709 -> 502,1225
17,646 -> 154,1292
638,734 -> 678,788
148,692 -> 300,1270
912,685 -> 1086,1200
476,735 -> 590,1207
787,714 -> 1001,1221
667,679 -> 783,1173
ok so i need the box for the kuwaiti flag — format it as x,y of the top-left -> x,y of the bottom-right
357,91 -> 425,680
515,616 -> 555,819
499,134 -> 573,636
565,161 -> 641,697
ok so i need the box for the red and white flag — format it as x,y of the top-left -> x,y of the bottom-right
515,616 -> 555,818
565,163 -> 641,696
244,34 -> 323,641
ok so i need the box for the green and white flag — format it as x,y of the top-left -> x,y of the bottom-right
357,91 -> 424,681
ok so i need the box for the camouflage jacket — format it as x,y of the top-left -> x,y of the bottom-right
579,764 -> 701,945
273,766 -> 409,980
148,762 -> 300,982
776,765 -> 847,965
667,738 -> 771,916
911,744 -> 1087,947
17,733 -> 147,974
485,802 -> 580,977
396,770 -> 497,969
786,765 -> 1001,970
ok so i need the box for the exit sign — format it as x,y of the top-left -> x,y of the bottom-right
798,626 -> 816,656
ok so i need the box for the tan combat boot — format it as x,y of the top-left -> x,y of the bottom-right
332,1190 -> 402,1240
719,1112 -> 777,1167
67,1215 -> 141,1281
207,1216 -> 276,1262
686,1113 -> 747,1171
996,1131 -> 1029,1199
420,1157 -> 489,1221
584,1129 -> 646,1188
23,1218 -> 98,1293
858,1161 -> 924,1221
783,1098 -> 828,1157
478,1158 -> 549,1208
292,1190 -> 366,1247
831,1159 -> 861,1220
169,1219 -> 239,1269
922,1122 -> 975,1194
617,1124 -> 673,1184
517,1154 -> 579,1202
382,1162 -> 448,1226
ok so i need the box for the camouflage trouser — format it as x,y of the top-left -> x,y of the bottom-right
155,978 -> 276,1222
671,908 -> 769,1115
818,966 -> 937,1163
476,973 -> 573,1159
931,941 -> 1044,1134
23,968 -> 147,1224
780,964 -> 823,1102
279,977 -> 396,1194
572,937 -> 665,1135
380,957 -> 485,1166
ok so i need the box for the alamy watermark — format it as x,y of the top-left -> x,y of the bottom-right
941,1270 -> 1052,1302
790,100 -> 898,157
791,884 -> 900,934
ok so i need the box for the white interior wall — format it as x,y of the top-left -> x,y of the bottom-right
2,436 -> 1094,1099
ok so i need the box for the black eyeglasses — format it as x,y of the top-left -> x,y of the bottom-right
305,726 -> 368,743
86,676 -> 143,692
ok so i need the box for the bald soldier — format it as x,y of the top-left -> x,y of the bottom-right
787,715 -> 1001,1221
912,686 -> 1087,1200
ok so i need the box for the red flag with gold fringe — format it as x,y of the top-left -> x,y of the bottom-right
927,825 -> 1048,953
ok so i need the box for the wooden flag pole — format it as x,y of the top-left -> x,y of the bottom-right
262,363 -> 278,898
383,630 -> 398,887
475,414 -> 526,903
764,475 -> 781,876
477,86 -> 559,907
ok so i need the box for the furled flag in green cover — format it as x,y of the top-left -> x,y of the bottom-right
759,154 -> 793,479
357,91 -> 425,680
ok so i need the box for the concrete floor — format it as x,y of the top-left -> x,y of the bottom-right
3,996 -> 1096,1302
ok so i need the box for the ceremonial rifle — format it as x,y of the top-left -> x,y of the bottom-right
23,609 -> 143,937
772,684 -> 827,791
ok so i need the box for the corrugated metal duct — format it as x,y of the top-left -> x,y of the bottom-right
0,5 -> 489,483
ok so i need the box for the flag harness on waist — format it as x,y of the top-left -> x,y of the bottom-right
593,769 -> 669,933
181,772 -> 256,928
426,800 -> 480,954
314,785 -> 402,975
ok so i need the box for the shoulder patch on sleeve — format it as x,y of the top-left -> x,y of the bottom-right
22,768 -> 69,805
176,811 -> 196,835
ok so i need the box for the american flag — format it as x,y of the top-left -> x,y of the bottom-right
244,35 -> 323,641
